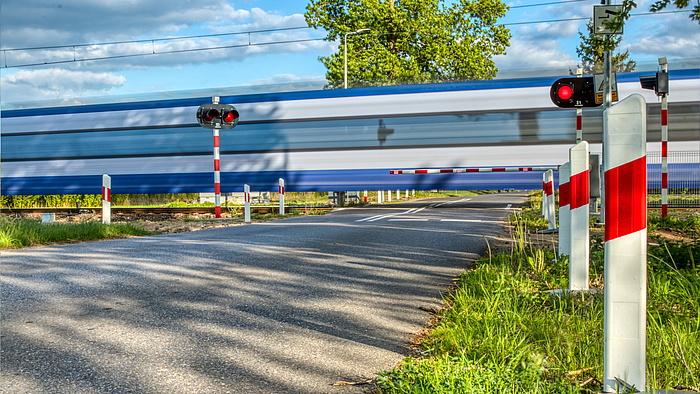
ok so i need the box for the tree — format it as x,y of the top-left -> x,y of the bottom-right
304,0 -> 511,88
575,20 -> 636,75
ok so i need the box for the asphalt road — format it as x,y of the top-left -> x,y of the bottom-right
1,192 -> 528,394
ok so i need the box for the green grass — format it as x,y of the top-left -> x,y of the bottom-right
1,218 -> 153,248
377,211 -> 700,393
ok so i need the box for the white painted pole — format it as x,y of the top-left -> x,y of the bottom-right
244,184 -> 251,223
569,142 -> 590,291
279,178 -> 285,215
544,170 -> 555,229
558,163 -> 571,257
603,94 -> 647,393
102,174 -> 111,225
396,189 -> 400,200
405,189 -> 408,198
388,190 -> 392,202
378,190 -> 383,204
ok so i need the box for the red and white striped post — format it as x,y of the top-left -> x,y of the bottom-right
102,174 -> 111,225
569,141 -> 589,291
576,67 -> 583,143
544,169 -> 556,230
212,97 -> 222,219
279,178 -> 285,215
558,163 -> 571,257
603,94 -> 647,393
660,59 -> 669,218
364,190 -> 368,203
244,184 -> 251,223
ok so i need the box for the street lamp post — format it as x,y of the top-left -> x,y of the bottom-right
344,28 -> 370,89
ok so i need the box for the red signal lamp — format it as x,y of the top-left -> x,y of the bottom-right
558,85 -> 573,100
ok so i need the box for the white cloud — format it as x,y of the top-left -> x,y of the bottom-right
0,2 -> 326,71
1,69 -> 126,102
495,38 -> 577,75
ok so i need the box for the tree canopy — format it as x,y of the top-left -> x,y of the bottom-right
576,20 -> 636,74
304,0 -> 511,88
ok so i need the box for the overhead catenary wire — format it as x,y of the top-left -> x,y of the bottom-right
0,9 -> 691,69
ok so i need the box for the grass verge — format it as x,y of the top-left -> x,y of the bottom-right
1,218 -> 153,248
376,211 -> 700,393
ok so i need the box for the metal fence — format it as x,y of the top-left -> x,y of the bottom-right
647,151 -> 700,208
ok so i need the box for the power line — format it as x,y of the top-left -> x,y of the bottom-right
0,26 -> 314,52
0,9 -> 690,69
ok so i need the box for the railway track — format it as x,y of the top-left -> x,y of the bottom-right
1,206 -> 334,215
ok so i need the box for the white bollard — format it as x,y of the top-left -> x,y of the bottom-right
278,178 -> 285,215
558,162 -> 571,258
544,169 -> 556,230
542,173 -> 548,221
244,184 -> 251,223
388,190 -> 392,202
396,189 -> 400,200
569,142 -> 590,291
102,174 -> 111,225
405,189 -> 408,198
603,94 -> 647,393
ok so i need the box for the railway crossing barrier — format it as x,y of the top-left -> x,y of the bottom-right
558,163 -> 571,257
543,170 -> 556,231
102,174 -> 111,225
603,94 -> 647,392
569,142 -> 590,291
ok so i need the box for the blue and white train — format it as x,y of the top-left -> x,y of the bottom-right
2,69 -> 698,195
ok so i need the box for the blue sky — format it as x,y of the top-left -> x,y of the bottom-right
1,0 -> 698,104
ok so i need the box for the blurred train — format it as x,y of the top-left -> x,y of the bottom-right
2,69 -> 698,195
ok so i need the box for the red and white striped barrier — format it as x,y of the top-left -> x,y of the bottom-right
279,178 -> 285,215
543,169 -> 556,230
364,190 -> 368,202
390,166 -> 557,174
569,141 -> 589,291
244,184 -> 251,223
558,163 -> 571,257
102,174 -> 111,225
213,128 -> 222,218
603,94 -> 647,392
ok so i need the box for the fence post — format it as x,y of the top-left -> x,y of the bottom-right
603,94 -> 647,393
569,142 -> 589,291
102,174 -> 111,225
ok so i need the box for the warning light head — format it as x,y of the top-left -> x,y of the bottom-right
196,104 -> 239,129
550,77 -> 600,108
639,72 -> 668,96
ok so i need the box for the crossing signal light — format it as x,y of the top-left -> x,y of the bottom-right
639,72 -> 669,96
196,104 -> 239,129
550,77 -> 600,108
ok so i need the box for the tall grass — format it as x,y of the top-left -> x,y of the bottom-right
377,213 -> 700,393
1,218 -> 152,248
